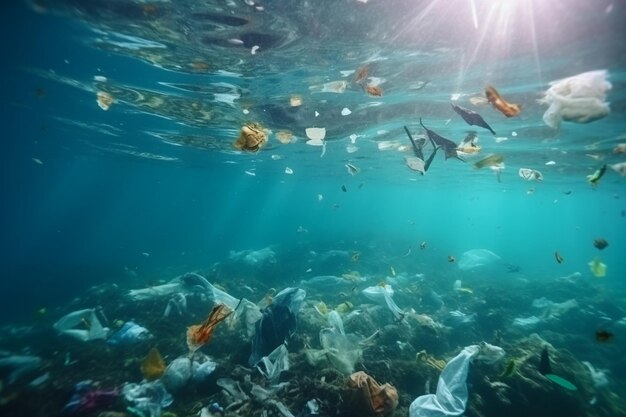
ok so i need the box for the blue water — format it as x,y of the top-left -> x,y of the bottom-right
2,1 -> 626,323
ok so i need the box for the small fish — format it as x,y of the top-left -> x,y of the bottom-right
587,164 -> 607,186
341,185 -> 347,192
485,85 -> 521,117
448,255 -> 455,263
451,103 -> 496,135
593,238 -> 609,250
595,330 -> 614,343
32,158 -> 43,165
554,251 -> 564,264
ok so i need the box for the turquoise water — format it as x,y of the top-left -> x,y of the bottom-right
0,1 -> 625,415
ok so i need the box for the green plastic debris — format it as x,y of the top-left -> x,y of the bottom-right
545,374 -> 577,391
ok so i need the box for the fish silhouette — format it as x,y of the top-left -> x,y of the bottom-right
451,103 -> 496,135
419,119 -> 464,161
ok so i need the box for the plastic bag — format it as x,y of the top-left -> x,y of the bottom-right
541,70 -> 611,129
122,380 -> 172,417
107,321 -> 152,345
249,288 -> 306,366
257,344 -> 289,385
53,308 -> 109,342
409,343 -> 504,417
161,352 -> 217,392
457,249 -> 500,271
361,285 -> 404,320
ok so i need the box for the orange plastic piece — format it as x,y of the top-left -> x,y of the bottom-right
186,304 -> 231,352
485,85 -> 521,117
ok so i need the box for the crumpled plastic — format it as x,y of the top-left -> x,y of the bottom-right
107,321 -> 152,345
53,308 -> 109,342
541,70 -> 611,129
347,371 -> 398,417
305,309 -> 362,375
249,287 -> 306,366
457,249 -> 500,271
62,380 -> 118,414
256,344 -> 289,385
122,380 -> 172,417
409,343 -> 504,417
361,285 -> 404,320
161,352 -> 217,392
0,355 -> 42,385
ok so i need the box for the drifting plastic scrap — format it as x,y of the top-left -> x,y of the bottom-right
249,288 -> 306,366
161,352 -> 217,392
0,355 -> 42,385
122,380 -> 172,417
541,70 -> 611,129
457,249 -> 500,271
409,343 -> 504,417
361,285 -> 404,320
62,380 -> 118,414
53,308 -> 109,342
107,321 -> 152,345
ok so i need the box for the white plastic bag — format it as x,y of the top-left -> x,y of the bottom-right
53,308 -> 109,342
409,343 -> 504,417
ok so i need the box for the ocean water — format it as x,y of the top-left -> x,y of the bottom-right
1,1 -> 626,416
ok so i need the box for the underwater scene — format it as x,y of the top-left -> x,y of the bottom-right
2,0 -> 626,416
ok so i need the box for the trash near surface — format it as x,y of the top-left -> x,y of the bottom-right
518,168 -> 544,181
305,127 -> 326,146
53,308 -> 110,342
541,70 -> 612,129
161,352 -> 217,392
409,343 -> 504,417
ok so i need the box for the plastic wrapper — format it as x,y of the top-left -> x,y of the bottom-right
361,285 -> 404,320
53,308 -> 109,342
541,70 -> 611,129
122,380 -> 172,417
107,321 -> 152,345
409,343 -> 504,417
161,353 -> 217,392
457,249 -> 500,271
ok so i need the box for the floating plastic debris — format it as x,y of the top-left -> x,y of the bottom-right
485,85 -> 521,117
345,163 -> 359,176
275,130 -> 293,144
610,162 -> 626,176
305,127 -> 326,143
107,321 -> 152,346
234,123 -> 268,152
474,154 -> 504,169
285,167 -> 293,175
613,143 -> 626,154
349,134 -> 358,143
588,257 -> 607,278
541,70 -> 611,129
346,145 -> 358,153
341,107 -> 352,116
587,164 -> 607,186
96,91 -> 113,110
405,157 -> 425,174
518,168 -> 543,181
32,157 -> 43,165
250,45 -> 260,55
94,75 -> 107,82
290,95 -> 303,107
545,161 -> 556,166
53,308 -> 109,342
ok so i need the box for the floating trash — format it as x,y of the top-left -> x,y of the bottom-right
96,91 -> 114,110
541,70 -> 611,129
405,157 -> 425,174
364,84 -> 382,96
554,251 -> 564,264
275,130 -> 293,144
474,154 -> 504,169
610,162 -> 626,176
346,144 -> 358,153
285,167 -> 293,175
588,257 -> 607,277
587,164 -> 607,185
290,95 -> 303,107
305,127 -> 326,146
141,347 -> 166,381
593,238 -> 609,250
345,163 -> 359,176
485,85 -> 521,117
234,123 -> 268,152
341,107 -> 352,116
613,143 -> 626,154
518,168 -> 543,181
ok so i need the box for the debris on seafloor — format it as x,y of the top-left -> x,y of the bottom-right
140,347 -> 166,381
346,371 -> 399,417
485,85 -> 521,118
